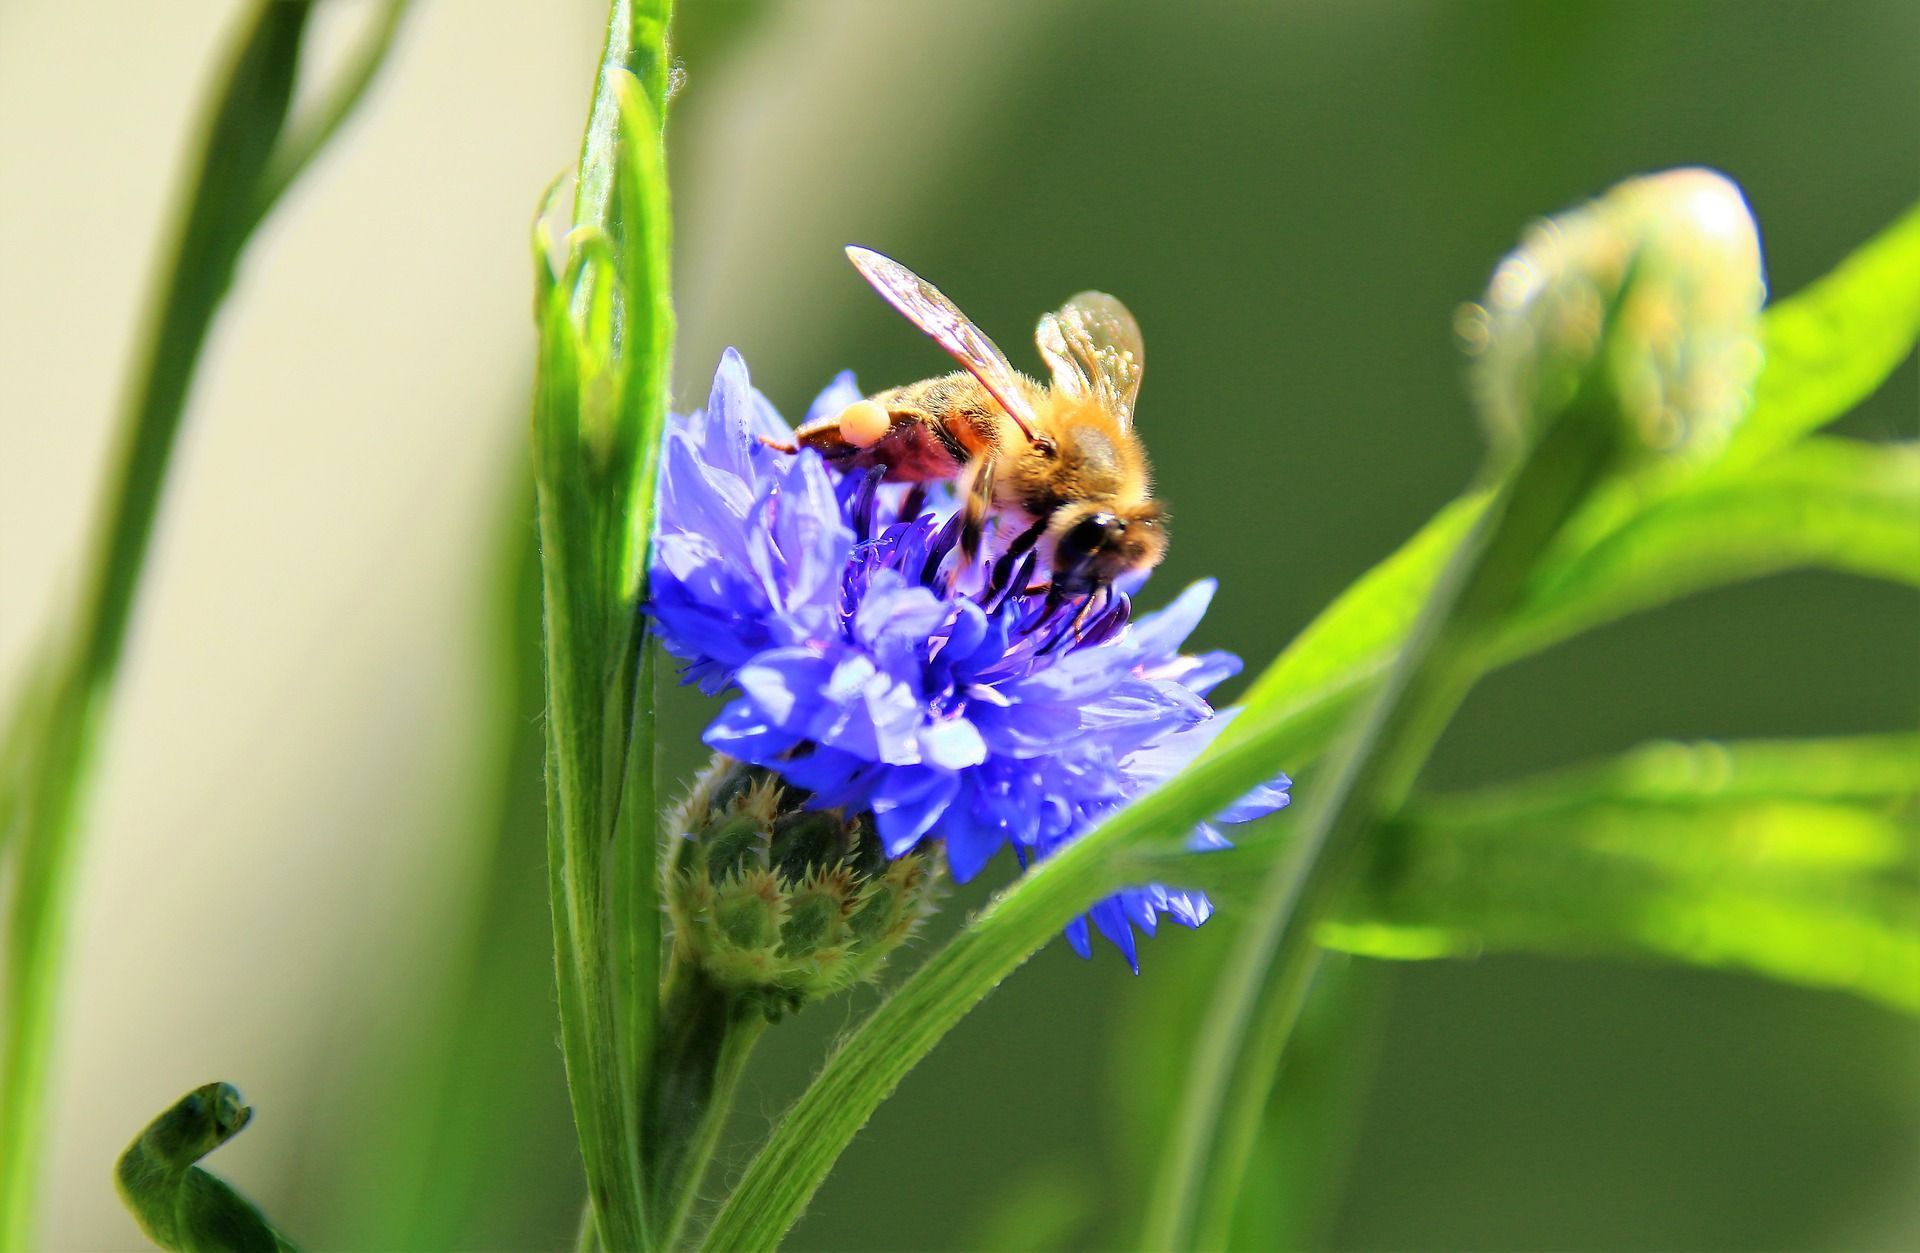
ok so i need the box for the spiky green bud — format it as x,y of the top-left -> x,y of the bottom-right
1460,167 -> 1766,458
663,756 -> 940,1019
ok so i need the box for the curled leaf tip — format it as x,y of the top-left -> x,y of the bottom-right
115,1083 -> 293,1253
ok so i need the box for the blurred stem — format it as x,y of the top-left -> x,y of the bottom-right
0,6 -> 403,1245
1225,958 -> 1392,1251
1145,369 -> 1627,1252
646,960 -> 767,1250
251,0 -> 409,222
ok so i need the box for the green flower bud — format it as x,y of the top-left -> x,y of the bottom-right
663,756 -> 941,1019
1460,167 -> 1766,457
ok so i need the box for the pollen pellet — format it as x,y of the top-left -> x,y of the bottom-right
837,399 -> 890,447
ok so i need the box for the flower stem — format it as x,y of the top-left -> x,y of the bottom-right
0,6 -> 405,1245
536,4 -> 675,1248
1144,359 -> 1630,1252
699,832 -> 1128,1251
646,960 -> 767,1249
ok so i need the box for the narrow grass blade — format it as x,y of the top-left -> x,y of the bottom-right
0,6 -> 406,1244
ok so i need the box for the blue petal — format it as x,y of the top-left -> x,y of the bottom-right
736,649 -> 836,729
921,717 -> 988,769
871,770 -> 960,855
1064,917 -> 1093,960
703,348 -> 760,479
942,804 -> 1004,883
1089,898 -> 1140,973
802,370 -> 863,428
1124,578 -> 1217,664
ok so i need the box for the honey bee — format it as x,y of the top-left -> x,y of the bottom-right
773,246 -> 1165,598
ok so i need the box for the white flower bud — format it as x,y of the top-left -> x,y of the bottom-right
1462,168 -> 1766,457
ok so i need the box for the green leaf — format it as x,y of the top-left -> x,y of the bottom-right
1321,735 -> 1920,1013
115,1083 -> 294,1253
0,7 -> 408,1246
1504,437 -> 1920,658
1216,435 -> 1919,798
1727,202 -> 1920,462
1230,494 -> 1488,745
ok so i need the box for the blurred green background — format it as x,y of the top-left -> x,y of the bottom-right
2,1 -> 1913,1249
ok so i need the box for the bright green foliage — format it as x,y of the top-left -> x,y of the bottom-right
531,3 -> 675,1248
1234,494 -> 1489,742
1231,201 -> 1920,764
1325,734 -> 1920,1011
114,1084 -> 293,1253
1147,277 -> 1644,1250
1729,203 -> 1920,462
664,757 -> 940,1021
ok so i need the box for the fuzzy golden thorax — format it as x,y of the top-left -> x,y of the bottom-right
1000,394 -> 1153,517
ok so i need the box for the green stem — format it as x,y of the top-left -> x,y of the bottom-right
538,4 -> 675,1249
1144,375 -> 1627,1252
700,834 -> 1125,1250
0,6 -> 410,1244
250,0 -> 411,223
647,961 -> 767,1249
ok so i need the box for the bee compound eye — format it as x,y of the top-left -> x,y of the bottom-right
1063,512 -> 1118,557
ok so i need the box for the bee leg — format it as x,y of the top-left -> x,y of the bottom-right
957,456 -> 997,569
1070,584 -> 1110,639
757,435 -> 798,453
1006,516 -> 1047,561
984,516 -> 1048,600
794,401 -> 941,463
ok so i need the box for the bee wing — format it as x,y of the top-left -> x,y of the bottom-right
845,246 -> 1039,439
1035,292 -> 1145,430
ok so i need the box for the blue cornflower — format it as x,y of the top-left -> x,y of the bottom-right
647,351 -> 1290,968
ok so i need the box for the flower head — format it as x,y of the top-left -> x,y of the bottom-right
648,351 -> 1289,967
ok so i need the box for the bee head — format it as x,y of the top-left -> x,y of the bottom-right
1047,500 -> 1168,595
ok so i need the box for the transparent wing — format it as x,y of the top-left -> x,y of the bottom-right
846,246 -> 1038,436
1035,291 -> 1145,429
